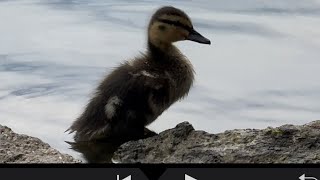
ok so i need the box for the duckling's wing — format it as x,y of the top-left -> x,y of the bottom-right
96,64 -> 171,135
121,68 -> 172,125
68,64 -> 171,141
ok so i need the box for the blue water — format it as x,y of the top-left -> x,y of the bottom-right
0,0 -> 319,159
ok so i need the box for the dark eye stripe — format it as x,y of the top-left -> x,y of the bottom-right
157,18 -> 192,32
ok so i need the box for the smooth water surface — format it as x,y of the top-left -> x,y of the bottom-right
0,0 -> 320,159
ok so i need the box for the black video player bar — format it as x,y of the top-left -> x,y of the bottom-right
1,165 -> 320,180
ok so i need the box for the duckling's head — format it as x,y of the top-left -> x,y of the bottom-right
148,6 -> 211,50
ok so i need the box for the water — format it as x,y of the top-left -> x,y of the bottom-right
0,0 -> 320,160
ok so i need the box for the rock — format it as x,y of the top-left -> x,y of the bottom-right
113,121 -> 320,163
2,120 -> 320,164
0,125 -> 80,163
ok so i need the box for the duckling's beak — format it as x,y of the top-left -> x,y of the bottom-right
187,29 -> 211,45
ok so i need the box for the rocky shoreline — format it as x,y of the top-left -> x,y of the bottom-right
1,120 -> 320,163
0,125 -> 79,163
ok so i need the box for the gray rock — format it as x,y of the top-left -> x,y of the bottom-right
113,120 -> 320,163
0,125 -> 80,163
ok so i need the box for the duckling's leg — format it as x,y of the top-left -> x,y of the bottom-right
144,127 -> 158,138
107,113 -> 146,142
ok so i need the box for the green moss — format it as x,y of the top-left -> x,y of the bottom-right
264,128 -> 284,137
270,128 -> 284,136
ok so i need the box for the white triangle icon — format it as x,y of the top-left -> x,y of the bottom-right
117,175 -> 131,180
185,174 -> 197,180
122,175 -> 131,180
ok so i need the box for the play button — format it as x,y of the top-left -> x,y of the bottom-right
117,175 -> 131,180
185,174 -> 197,180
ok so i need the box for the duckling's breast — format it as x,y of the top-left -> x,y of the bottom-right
159,58 -> 194,102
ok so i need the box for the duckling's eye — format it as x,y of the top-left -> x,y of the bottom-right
158,25 -> 166,31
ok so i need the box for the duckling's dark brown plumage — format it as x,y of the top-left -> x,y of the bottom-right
68,6 -> 210,142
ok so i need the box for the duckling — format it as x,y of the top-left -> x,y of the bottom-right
67,6 -> 211,142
